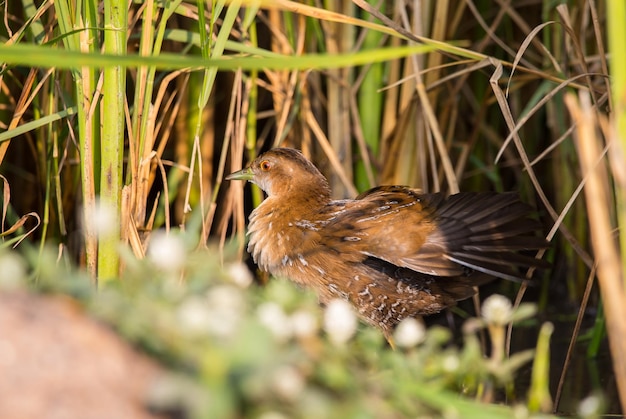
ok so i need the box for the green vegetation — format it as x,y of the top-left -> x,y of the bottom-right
3,243 -> 561,418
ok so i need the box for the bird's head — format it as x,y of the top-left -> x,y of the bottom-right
226,148 -> 331,199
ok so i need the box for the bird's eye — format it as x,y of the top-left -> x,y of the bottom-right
260,160 -> 272,171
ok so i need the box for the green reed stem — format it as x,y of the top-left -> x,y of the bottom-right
98,0 -> 128,282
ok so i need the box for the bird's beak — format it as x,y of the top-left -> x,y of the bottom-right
225,167 -> 254,181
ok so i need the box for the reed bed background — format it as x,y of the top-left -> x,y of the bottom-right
1,0 -> 624,417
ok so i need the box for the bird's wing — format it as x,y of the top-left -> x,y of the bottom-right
321,187 -> 547,281
319,186 -> 458,275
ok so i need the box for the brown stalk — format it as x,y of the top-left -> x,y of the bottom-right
321,1 -> 355,198
554,266 -> 596,411
565,92 -> 626,413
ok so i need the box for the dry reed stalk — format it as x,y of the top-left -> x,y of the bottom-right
566,92 -> 626,413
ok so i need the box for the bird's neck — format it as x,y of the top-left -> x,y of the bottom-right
263,190 -> 331,222
272,180 -> 332,212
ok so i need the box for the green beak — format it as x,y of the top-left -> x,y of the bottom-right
225,167 -> 254,181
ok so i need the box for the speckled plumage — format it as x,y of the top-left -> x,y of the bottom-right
227,148 -> 548,339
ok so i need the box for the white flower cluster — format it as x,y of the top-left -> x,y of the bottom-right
177,284 -> 245,340
257,302 -> 319,342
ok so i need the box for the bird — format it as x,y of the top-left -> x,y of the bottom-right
226,147 -> 548,341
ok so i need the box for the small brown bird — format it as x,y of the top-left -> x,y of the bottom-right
227,148 -> 547,340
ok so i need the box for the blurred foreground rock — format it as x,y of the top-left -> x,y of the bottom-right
0,291 -> 165,419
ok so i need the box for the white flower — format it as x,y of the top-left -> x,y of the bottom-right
257,302 -> 292,342
578,395 -> 602,417
290,309 -> 318,338
204,285 -> 245,339
85,200 -> 118,237
178,286 -> 245,339
324,299 -> 357,345
147,231 -> 186,273
442,354 -> 460,372
226,262 -> 254,288
0,252 -> 26,289
393,317 -> 425,348
177,296 -> 213,335
271,365 -> 305,401
481,294 -> 513,326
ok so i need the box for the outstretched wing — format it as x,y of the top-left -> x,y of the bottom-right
319,187 -> 547,281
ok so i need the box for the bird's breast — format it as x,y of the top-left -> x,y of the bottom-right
247,201 -> 327,279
